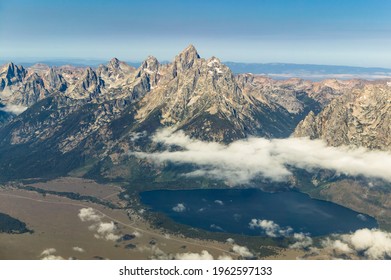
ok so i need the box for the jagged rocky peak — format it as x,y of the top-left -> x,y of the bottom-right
108,57 -> 121,68
293,110 -> 318,138
207,56 -> 221,65
206,56 -> 230,76
139,56 -> 159,73
11,72 -> 49,106
174,44 -> 201,71
83,67 -> 101,84
106,57 -> 135,73
74,67 -> 104,95
4,62 -> 26,78
85,67 -> 95,76
45,68 -> 67,92
181,44 -> 200,59
133,56 -> 161,89
96,58 -> 135,87
0,62 -> 27,87
134,45 -> 298,142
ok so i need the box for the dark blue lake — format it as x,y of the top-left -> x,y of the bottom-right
140,188 -> 378,237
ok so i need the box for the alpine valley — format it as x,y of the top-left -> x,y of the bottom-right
1,45 -> 391,260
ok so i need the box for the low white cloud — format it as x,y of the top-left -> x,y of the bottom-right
0,104 -> 27,115
41,248 -> 57,256
172,203 -> 186,212
214,200 -> 224,206
78,207 -> 102,222
40,248 -> 63,260
175,250 -> 214,260
320,228 -> 391,259
72,247 -> 85,253
289,233 -> 313,249
232,244 -> 253,258
133,231 -> 142,238
346,228 -> 391,259
226,238 -> 235,244
249,219 -> 293,237
78,208 -> 120,242
91,222 -> 121,241
133,129 -> 391,185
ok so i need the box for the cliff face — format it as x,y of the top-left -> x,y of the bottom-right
294,82 -> 391,151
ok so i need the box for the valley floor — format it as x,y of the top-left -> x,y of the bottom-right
0,177 -> 304,260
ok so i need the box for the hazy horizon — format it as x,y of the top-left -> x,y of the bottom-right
2,51 -> 391,71
3,51 -> 391,82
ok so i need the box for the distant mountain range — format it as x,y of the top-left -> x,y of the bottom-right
0,58 -> 143,69
2,59 -> 390,81
226,62 -> 391,80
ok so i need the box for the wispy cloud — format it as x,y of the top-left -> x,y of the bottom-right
210,224 -> 224,231
0,104 -> 27,115
214,200 -> 224,206
133,129 -> 391,185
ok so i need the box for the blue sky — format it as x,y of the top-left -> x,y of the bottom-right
1,0 -> 391,67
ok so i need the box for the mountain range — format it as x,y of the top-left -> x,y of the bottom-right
1,45 -> 389,180
1,45 -> 391,231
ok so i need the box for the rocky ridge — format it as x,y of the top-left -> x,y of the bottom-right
0,45 -> 311,141
294,82 -> 391,150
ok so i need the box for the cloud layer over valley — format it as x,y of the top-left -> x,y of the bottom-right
133,129 -> 391,185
